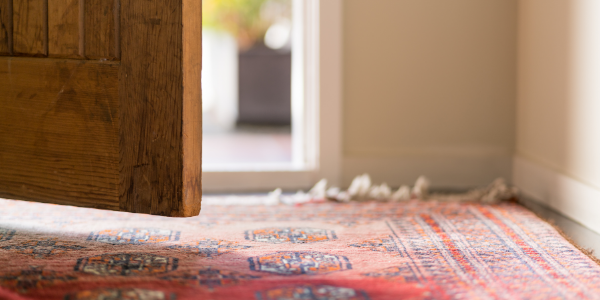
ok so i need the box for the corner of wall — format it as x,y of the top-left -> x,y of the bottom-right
513,155 -> 600,234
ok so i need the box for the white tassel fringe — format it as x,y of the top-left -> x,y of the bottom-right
202,175 -> 519,206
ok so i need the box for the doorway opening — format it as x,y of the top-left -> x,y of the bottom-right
202,0 -> 316,172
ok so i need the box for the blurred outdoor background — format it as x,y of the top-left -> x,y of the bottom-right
202,0 -> 293,169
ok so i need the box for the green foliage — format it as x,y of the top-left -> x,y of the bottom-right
203,0 -> 290,49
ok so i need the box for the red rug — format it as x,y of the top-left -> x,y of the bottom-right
1,197 -> 599,300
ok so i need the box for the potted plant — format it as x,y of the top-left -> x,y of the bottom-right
203,0 -> 293,125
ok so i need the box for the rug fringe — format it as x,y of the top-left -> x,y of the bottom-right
286,175 -> 518,205
203,175 -> 519,206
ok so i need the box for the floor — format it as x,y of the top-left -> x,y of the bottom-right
519,197 -> 600,259
202,125 -> 292,169
202,192 -> 600,261
3,197 -> 600,299
202,191 -> 600,260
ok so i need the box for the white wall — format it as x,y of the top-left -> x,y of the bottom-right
342,0 -> 517,188
339,0 -> 600,233
515,0 -> 600,233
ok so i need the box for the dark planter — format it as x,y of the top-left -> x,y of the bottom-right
237,44 -> 292,125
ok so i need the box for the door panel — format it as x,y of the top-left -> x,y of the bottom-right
48,0 -> 79,58
84,0 -> 117,60
0,58 -> 120,210
13,0 -> 46,56
0,0 -> 10,55
0,0 -> 202,217
120,0 -> 191,216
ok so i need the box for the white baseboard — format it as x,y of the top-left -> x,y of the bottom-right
342,154 -> 512,189
513,155 -> 600,234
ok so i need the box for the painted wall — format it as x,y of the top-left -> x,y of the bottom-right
342,0 -> 517,188
514,0 -> 600,233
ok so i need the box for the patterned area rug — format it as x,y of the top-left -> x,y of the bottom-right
1,197 -> 600,300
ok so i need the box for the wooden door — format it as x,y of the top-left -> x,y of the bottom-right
0,0 -> 202,217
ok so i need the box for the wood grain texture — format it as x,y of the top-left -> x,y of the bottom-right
13,0 -> 46,56
120,0 -> 186,216
0,57 -> 120,209
84,0 -> 116,60
48,0 -> 80,58
0,0 -> 200,216
113,0 -> 119,59
119,0 -> 202,217
0,0 -> 11,55
182,0 -> 202,216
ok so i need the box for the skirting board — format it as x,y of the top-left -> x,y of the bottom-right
202,171 -> 314,193
513,155 -> 600,235
343,154 -> 512,189
203,154 -> 512,193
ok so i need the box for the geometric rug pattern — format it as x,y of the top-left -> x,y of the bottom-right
1,197 -> 600,299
